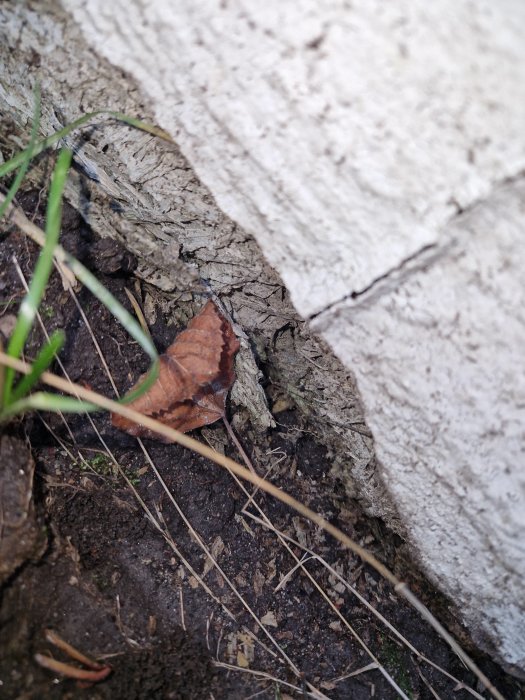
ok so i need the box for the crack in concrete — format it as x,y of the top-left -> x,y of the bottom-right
308,240 -> 450,324
308,171 -> 525,325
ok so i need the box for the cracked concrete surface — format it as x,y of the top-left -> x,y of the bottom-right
1,0 -> 524,675
310,242 -> 445,322
315,183 -> 525,672
65,0 -> 525,318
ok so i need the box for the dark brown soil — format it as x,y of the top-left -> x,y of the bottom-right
0,190 -> 523,699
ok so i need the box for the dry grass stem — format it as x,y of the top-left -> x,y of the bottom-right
0,350 -> 506,700
1,193 -> 75,289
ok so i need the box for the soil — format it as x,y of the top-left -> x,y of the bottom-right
0,189 -> 523,699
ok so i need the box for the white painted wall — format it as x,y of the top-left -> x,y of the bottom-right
317,183 -> 525,668
63,0 -> 525,672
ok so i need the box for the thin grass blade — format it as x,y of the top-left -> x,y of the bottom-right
0,84 -> 41,220
3,149 -> 72,406
0,392 -> 97,421
10,329 -> 65,403
0,108 -> 163,407
109,113 -> 173,141
0,110 -> 172,180
63,255 -> 159,402
0,112 -> 102,179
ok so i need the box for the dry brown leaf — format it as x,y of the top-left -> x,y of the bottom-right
112,301 -> 239,440
260,611 -> 278,628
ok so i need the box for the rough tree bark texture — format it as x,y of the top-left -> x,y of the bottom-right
1,0 -> 524,674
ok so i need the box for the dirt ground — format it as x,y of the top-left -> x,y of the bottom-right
0,190 -> 523,699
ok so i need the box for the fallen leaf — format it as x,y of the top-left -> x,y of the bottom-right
253,567 -> 265,597
227,632 -> 254,667
238,633 -> 254,666
261,611 -> 278,627
320,681 -> 337,690
112,301 -> 239,440
236,650 -> 249,668
202,536 -> 224,578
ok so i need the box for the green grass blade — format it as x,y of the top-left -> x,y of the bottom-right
65,257 -> 157,360
0,392 -> 97,422
0,112 -> 102,179
0,107 -> 165,410
10,329 -> 65,403
107,113 -> 173,141
64,254 -> 159,403
0,85 -> 41,220
3,149 -> 72,406
45,149 -> 72,244
0,110 -> 172,180
117,362 -> 159,405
